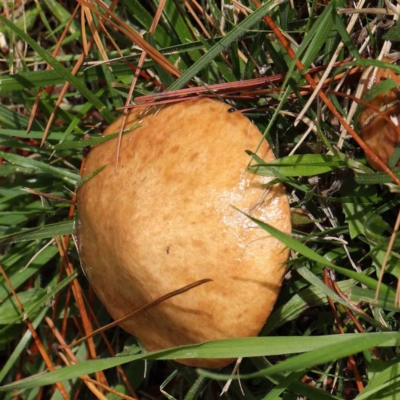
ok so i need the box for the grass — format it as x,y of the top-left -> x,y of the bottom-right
1,0 -> 400,399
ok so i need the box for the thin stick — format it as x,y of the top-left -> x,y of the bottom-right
46,317 -> 121,400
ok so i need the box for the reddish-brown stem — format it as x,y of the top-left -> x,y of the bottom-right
60,279 -> 212,349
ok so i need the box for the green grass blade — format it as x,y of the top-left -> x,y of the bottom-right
1,333 -> 400,391
0,308 -> 48,384
248,154 -> 347,177
0,151 -> 80,185
198,333 -> 400,380
0,220 -> 75,245
238,209 -> 394,293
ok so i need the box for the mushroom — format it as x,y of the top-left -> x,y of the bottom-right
77,98 -> 291,368
358,58 -> 400,170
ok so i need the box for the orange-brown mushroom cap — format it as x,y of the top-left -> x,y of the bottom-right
77,98 -> 291,368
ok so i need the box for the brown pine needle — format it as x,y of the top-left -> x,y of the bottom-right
59,279 -> 212,350
22,187 -> 76,205
80,0 -> 181,78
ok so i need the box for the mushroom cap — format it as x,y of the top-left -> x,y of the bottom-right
77,98 -> 291,368
359,60 -> 400,170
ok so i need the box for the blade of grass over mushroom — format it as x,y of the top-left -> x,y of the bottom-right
247,154 -> 347,177
0,151 -> 80,185
0,221 -> 75,245
76,166 -> 106,189
166,0 -> 284,91
2,333 -> 400,392
0,15 -> 113,124
235,208 -> 394,293
354,78 -> 399,121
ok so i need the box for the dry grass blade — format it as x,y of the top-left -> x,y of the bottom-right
41,0 -> 119,145
115,0 -> 167,168
54,236 -> 108,389
83,2 -> 108,62
85,0 -> 181,78
46,317 -> 137,400
22,188 -> 76,205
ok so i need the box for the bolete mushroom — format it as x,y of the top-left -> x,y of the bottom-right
358,58 -> 400,170
77,98 -> 291,368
